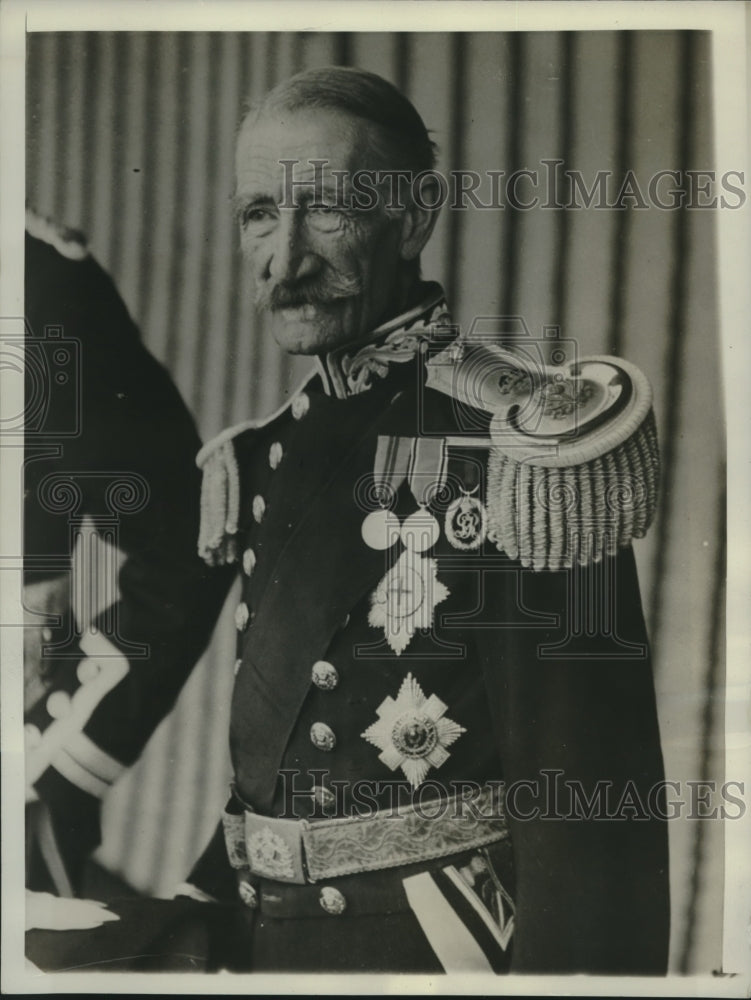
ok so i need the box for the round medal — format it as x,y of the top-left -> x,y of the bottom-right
400,507 -> 440,553
361,508 -> 400,550
445,493 -> 487,550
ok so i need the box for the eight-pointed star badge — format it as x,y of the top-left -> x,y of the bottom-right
361,673 -> 466,789
368,550 -> 449,655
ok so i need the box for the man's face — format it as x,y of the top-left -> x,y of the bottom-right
235,107 -> 406,355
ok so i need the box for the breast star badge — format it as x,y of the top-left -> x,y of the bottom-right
361,673 -> 466,789
368,550 -> 449,655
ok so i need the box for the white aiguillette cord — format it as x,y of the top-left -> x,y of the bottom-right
361,436 -> 448,552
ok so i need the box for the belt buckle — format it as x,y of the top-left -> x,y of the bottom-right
243,813 -> 307,884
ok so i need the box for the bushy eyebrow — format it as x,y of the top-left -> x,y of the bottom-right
231,193 -> 276,221
232,178 -> 356,219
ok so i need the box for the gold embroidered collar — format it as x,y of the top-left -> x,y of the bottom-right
316,283 -> 455,400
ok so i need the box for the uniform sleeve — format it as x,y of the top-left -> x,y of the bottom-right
24,238 -> 235,890
471,545 -> 670,974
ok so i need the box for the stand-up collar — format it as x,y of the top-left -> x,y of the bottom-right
315,282 -> 456,399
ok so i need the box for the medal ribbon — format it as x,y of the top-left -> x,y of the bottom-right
407,437 -> 448,508
372,435 -> 413,506
367,437 -> 452,653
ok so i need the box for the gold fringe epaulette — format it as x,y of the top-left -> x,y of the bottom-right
196,422 -> 255,566
427,345 -> 660,571
195,372 -> 318,566
486,408 -> 659,570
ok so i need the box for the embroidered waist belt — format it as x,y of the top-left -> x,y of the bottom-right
221,786 -> 508,886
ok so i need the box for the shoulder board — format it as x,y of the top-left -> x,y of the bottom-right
25,207 -> 89,261
197,369 -> 317,565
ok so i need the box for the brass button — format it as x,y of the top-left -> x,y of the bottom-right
269,442 -> 284,469
235,602 -> 250,631
238,879 -> 258,909
46,690 -> 72,719
310,722 -> 336,752
311,660 -> 339,691
234,658 -> 242,676
242,548 -> 256,576
252,495 -> 266,524
291,392 -> 310,420
319,886 -> 346,915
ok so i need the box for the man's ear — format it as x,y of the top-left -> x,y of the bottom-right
398,184 -> 442,262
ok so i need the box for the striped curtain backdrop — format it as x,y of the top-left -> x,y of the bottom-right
26,31 -> 724,973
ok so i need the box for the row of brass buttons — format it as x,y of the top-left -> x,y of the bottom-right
239,879 -> 347,916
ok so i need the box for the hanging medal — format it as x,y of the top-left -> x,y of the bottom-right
399,437 -> 446,553
361,508 -> 401,550
360,436 -> 412,551
368,436 -> 450,655
445,485 -> 488,550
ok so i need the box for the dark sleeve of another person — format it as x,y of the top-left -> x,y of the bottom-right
23,228 -> 235,893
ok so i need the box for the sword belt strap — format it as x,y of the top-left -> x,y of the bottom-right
222,785 -> 508,886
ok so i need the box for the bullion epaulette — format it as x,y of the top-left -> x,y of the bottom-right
196,420 -> 257,566
197,372 -> 317,566
25,206 -> 89,261
426,343 -> 660,571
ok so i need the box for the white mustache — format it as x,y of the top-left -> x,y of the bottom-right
255,276 -> 361,312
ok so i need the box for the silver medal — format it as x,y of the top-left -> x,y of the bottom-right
400,507 -> 440,553
361,508 -> 401,550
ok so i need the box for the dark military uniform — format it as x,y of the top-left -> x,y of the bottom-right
26,279 -> 669,975
182,281 -> 670,975
23,213 -> 231,895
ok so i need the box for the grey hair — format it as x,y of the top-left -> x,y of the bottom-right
241,65 -> 438,174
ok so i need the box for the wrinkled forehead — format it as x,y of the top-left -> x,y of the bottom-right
235,106 -> 379,198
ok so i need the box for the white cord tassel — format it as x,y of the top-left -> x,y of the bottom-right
198,441 -> 240,566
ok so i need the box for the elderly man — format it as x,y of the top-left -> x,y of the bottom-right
27,66 -> 669,976
185,65 -> 669,976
